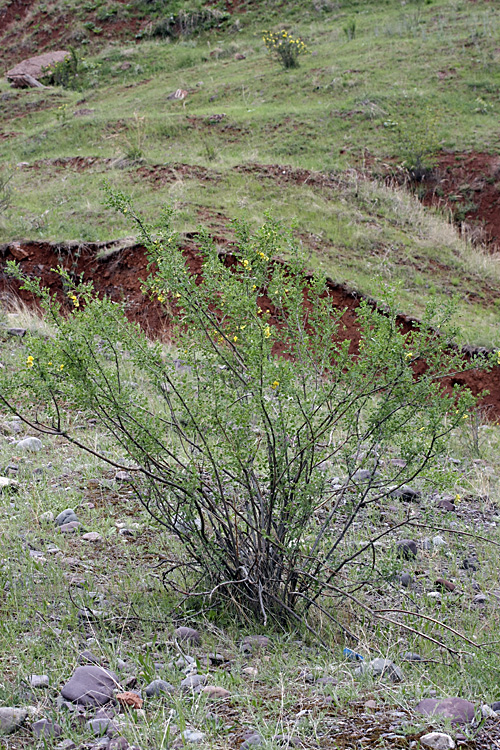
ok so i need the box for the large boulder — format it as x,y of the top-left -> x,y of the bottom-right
6,51 -> 70,88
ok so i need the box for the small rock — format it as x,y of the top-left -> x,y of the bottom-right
242,667 -> 258,677
241,733 -> 263,748
29,674 -> 49,688
7,328 -> 26,337
174,626 -> 201,645
390,485 -> 421,502
434,578 -> 455,592
420,732 -> 455,750
32,718 -> 62,738
108,739 -> 129,750
462,558 -> 479,571
473,593 -> 487,604
82,532 -> 102,542
55,741 -> 77,750
114,471 -> 132,482
201,685 -> 230,699
79,650 -> 103,665
492,701 -> 500,712
396,539 -> 417,560
274,735 -> 302,747
432,535 -> 447,548
59,520 -> 81,533
116,692 -> 143,709
427,591 -> 442,601
352,469 -> 380,483
416,697 -> 475,724
55,508 -> 78,526
368,658 -> 403,683
240,635 -> 270,654
315,676 -> 337,686
481,704 -> 497,718
40,511 -> 54,523
16,437 -> 42,451
86,717 -> 117,736
0,707 -> 27,734
364,699 -> 377,710
60,666 -> 119,706
403,652 -> 423,661
234,53 -> 246,60
180,674 -> 207,692
0,477 -> 19,492
180,729 -> 205,743
144,679 -> 175,697
400,572 -> 412,588
437,499 -> 455,512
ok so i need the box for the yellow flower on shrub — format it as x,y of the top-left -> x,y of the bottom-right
26,355 -> 34,368
263,29 -> 308,69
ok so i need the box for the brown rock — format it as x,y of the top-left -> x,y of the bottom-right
116,692 -> 143,709
202,685 -> 230,699
434,578 -> 456,592
6,51 -> 70,88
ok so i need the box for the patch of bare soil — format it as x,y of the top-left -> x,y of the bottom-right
421,152 -> 500,251
1,236 -> 500,418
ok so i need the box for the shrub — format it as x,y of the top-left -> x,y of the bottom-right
263,30 -> 308,69
396,108 -> 440,181
40,47 -> 100,90
1,194 -> 489,637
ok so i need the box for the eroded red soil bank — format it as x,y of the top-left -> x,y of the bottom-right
1,237 -> 499,417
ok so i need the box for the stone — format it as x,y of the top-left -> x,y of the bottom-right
16,437 -> 42,451
242,667 -> 258,677
364,700 -> 377,710
462,558 -> 479,571
40,511 -> 54,523
432,536 -> 447,548
55,741 -> 77,750
59,521 -> 81,533
201,685 -> 230,699
29,674 -> 49,688
79,650 -> 103,665
403,652 -> 423,661
32,718 -> 62,738
420,732 -> 455,750
368,658 -> 403,683
240,635 -> 270,654
234,53 -> 246,60
241,733 -> 263,748
180,674 -> 207,692
0,707 -> 27,734
6,328 -> 26,337
144,679 -> 175,697
473,593 -> 487,604
437,499 -> 455,512
416,697 -> 475,724
481,704 -> 497,718
55,508 -> 78,526
173,626 -> 201,645
114,471 -> 132,482
61,666 -> 119,706
86,717 -> 117,736
6,51 -> 70,87
390,485 -> 421,502
116,692 -> 143,709
0,477 -> 19,491
352,469 -> 380,483
82,532 -> 102,542
396,539 -> 417,559
109,739 -> 129,750
399,573 -> 412,588
180,729 -> 205,743
434,578 -> 455,592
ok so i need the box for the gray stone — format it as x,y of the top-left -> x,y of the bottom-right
82,532 -> 102,542
55,741 -> 77,750
390,485 -> 421,502
437,499 -> 455,512
29,674 -> 49,688
7,328 -> 26,337
241,733 -> 263,748
396,539 -> 417,560
59,521 -> 81,533
79,650 -> 103,665
16,436 -> 42,451
462,558 -> 479,571
144,679 -> 175,697
399,572 -> 412,588
180,674 -> 207,692
114,471 -> 132,482
416,697 -> 475,724
109,739 -> 129,750
0,477 -> 19,491
55,508 -> 78,526
32,718 -> 62,738
403,652 -> 422,661
473,593 -> 487,604
240,635 -> 270,654
352,469 -> 380,483
432,535 -> 447,548
40,511 -> 54,523
420,732 -> 455,750
86,717 -> 117,737
492,701 -> 500,712
180,729 -> 205,743
174,626 -> 201,645
0,707 -> 27,734
368,658 -> 403,683
481,704 -> 497,719
61,666 -> 119,706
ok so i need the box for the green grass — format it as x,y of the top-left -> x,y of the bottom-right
1,0 -> 499,349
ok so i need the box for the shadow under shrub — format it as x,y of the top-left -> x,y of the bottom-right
2,194 -> 488,638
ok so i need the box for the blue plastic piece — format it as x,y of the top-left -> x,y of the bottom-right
343,647 -> 364,661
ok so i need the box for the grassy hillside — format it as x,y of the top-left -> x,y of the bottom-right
1,0 -> 499,346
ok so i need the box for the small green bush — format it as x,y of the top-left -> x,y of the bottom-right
2,193 -> 490,636
263,30 -> 308,69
